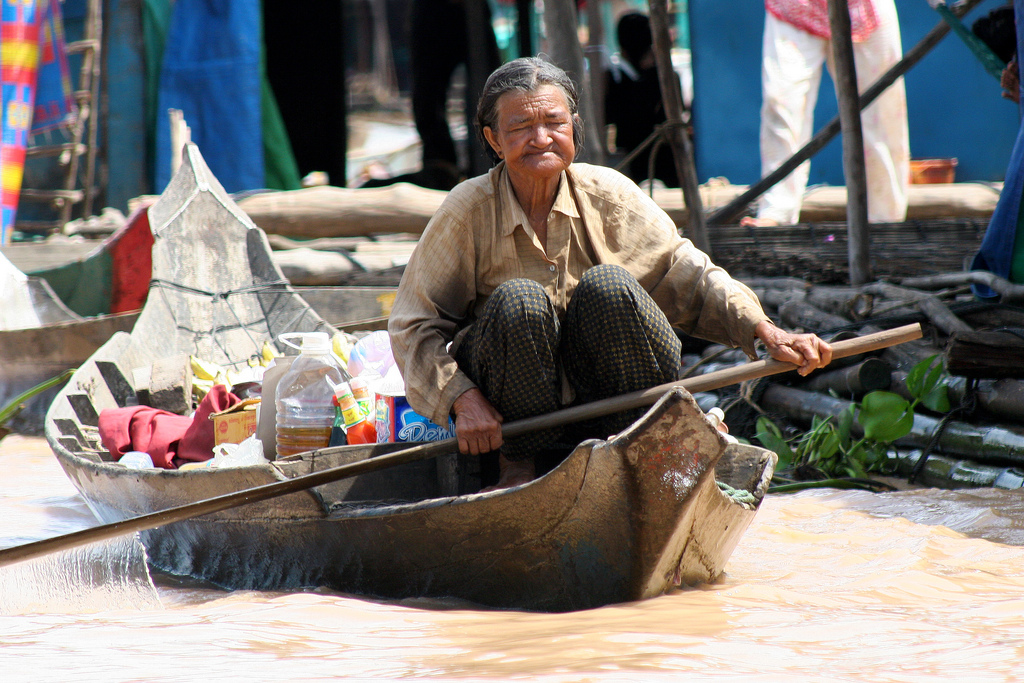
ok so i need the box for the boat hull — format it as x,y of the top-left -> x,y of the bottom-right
52,381 -> 774,611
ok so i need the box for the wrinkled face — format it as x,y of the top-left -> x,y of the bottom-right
483,84 -> 576,182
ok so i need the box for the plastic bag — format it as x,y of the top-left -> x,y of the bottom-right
346,330 -> 396,378
210,434 -> 268,468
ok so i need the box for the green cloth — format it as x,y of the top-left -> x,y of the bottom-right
260,52 -> 301,190
36,249 -> 113,318
142,0 -> 173,190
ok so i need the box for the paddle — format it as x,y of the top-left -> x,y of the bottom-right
0,323 -> 921,568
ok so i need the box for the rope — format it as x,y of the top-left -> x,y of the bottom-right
148,278 -> 329,369
934,4 -> 1006,81
148,278 -> 292,299
907,377 -> 978,484
717,480 -> 758,505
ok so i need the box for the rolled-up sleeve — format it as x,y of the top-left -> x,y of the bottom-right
388,206 -> 480,426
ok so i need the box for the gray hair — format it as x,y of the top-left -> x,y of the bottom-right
475,57 -> 584,163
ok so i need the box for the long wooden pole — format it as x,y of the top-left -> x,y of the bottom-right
647,0 -> 710,254
0,324 -> 921,568
827,0 -> 871,285
706,0 -> 985,227
543,0 -> 603,163
465,0 -> 493,176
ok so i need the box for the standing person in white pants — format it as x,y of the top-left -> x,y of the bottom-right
743,0 -> 910,227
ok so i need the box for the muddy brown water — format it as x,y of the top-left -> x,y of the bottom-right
3,434 -> 1024,681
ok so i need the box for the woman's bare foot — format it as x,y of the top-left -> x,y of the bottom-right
480,454 -> 536,492
739,216 -> 780,227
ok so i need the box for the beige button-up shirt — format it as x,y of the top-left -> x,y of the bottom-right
388,162 -> 771,427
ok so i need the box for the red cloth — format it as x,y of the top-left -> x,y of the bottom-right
765,0 -> 878,42
99,385 -> 241,469
108,203 -> 155,314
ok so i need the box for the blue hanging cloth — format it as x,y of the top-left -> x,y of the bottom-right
971,0 -> 1024,298
155,0 -> 263,193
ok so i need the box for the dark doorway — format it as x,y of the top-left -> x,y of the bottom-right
263,1 -> 348,186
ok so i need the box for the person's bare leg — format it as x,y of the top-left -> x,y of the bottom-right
739,216 -> 780,227
481,453 -> 536,492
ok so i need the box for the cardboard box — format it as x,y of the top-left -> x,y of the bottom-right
210,398 -> 261,445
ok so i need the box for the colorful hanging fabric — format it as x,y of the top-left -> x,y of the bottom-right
1,0 -> 42,245
31,0 -> 72,134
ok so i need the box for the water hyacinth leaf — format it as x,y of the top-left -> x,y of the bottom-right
837,404 -> 855,444
921,381 -> 951,413
755,416 -> 793,467
859,391 -> 914,443
817,428 -> 841,462
906,355 -> 942,401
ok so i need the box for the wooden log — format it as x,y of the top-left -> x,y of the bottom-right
916,296 -> 973,336
762,286 -> 806,311
739,276 -> 811,291
222,181 -> 998,241
891,372 -> 1024,424
271,247 -> 355,286
800,358 -> 892,396
797,183 -> 999,222
946,330 -> 1024,379
861,282 -> 928,302
806,285 -> 874,319
237,184 -> 445,238
778,299 -> 851,331
892,450 -> 1024,490
899,271 -> 1024,305
294,286 -> 397,326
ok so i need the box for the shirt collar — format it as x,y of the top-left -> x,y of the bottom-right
496,164 -> 580,237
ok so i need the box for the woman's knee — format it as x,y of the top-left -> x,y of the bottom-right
481,279 -> 556,328
573,264 -> 637,304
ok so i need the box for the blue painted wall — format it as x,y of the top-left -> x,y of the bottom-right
690,0 -> 1019,185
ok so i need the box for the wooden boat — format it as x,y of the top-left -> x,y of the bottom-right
0,248 -> 138,434
44,143 -> 776,612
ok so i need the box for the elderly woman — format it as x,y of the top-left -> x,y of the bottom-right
389,57 -> 832,489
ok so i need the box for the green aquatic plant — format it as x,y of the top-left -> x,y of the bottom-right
757,355 -> 950,481
0,368 -> 76,439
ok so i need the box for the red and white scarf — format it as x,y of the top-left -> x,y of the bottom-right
766,0 -> 879,42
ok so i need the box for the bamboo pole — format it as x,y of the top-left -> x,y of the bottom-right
648,0 -> 710,254
828,0 -> 870,285
465,0 -> 493,176
543,0 -> 603,162
585,0 -> 607,163
707,0 -> 986,227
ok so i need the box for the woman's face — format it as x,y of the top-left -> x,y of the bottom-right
483,84 -> 576,182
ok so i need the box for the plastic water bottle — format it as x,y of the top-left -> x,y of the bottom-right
275,332 -> 349,458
